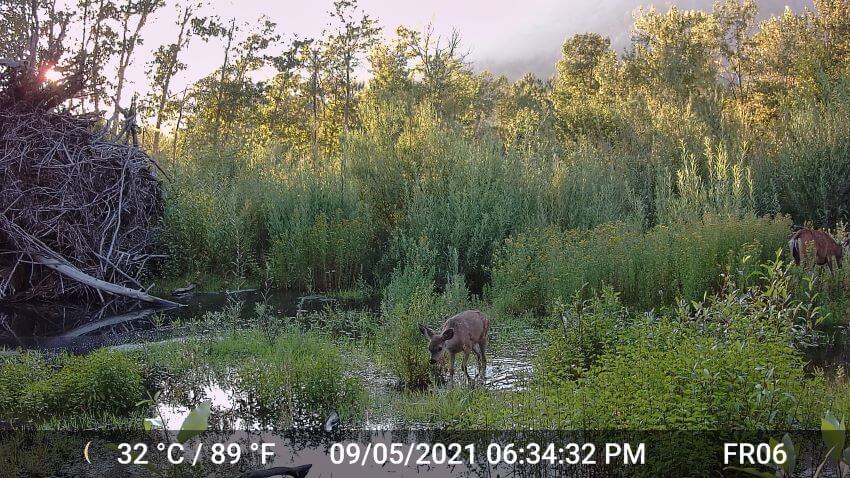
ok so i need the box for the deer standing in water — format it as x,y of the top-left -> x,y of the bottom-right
420,310 -> 489,384
788,228 -> 847,270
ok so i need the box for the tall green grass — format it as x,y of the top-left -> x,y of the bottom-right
488,214 -> 792,315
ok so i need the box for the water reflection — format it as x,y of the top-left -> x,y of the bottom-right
0,290 -> 376,352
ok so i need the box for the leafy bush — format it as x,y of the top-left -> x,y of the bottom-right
455,257 -> 825,432
536,287 -> 629,382
0,353 -> 51,419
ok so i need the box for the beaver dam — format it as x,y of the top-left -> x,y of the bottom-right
0,59 -> 175,307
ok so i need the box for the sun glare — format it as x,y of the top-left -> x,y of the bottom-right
43,67 -> 62,82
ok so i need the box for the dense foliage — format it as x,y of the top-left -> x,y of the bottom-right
126,0 -> 850,297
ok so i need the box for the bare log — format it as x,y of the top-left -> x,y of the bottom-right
34,255 -> 180,307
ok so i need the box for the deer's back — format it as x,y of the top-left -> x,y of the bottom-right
793,228 -> 843,262
443,310 -> 489,351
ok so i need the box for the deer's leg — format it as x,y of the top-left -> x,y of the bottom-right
448,353 -> 456,385
478,341 -> 487,382
471,344 -> 483,380
462,351 -> 472,382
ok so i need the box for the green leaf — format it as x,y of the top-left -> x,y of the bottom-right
177,400 -> 212,443
724,466 -> 776,478
822,411 -> 845,463
143,417 -> 163,432
780,433 -> 796,474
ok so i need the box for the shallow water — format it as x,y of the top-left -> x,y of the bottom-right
0,289 -> 373,351
153,355 -> 537,433
3,288 -> 849,434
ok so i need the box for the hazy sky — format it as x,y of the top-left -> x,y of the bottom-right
106,0 -> 813,102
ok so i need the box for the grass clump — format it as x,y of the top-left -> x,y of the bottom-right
0,349 -> 145,425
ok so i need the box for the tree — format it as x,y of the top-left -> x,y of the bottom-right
78,0 -> 120,111
551,33 -> 619,142
395,25 -> 478,122
553,33 -> 615,99
324,0 -> 380,137
714,0 -> 758,92
626,6 -> 721,96
811,0 -> 850,76
145,2 -> 197,152
0,0 -> 74,74
110,0 -> 164,129
366,42 -> 411,98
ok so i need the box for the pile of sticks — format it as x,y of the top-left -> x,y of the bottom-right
0,60 -> 176,306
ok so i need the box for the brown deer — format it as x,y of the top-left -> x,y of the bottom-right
420,310 -> 489,384
788,228 -> 846,270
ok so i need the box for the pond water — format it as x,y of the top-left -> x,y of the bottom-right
2,289 -> 849,433
0,289 -> 373,352
0,289 -> 539,432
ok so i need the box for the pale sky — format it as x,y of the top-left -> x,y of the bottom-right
83,0 -> 812,103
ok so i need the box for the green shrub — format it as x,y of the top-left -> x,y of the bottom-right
536,287 -> 629,382
381,266 -> 442,388
0,353 -> 51,419
456,257 -> 824,433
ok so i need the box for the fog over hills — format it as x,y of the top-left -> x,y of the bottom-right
114,0 -> 815,102
475,0 -> 813,79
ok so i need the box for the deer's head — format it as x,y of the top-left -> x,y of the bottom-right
419,324 -> 454,364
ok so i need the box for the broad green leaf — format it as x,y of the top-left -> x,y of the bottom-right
143,417 -> 163,432
177,400 -> 212,443
822,411 -> 845,463
780,433 -> 796,474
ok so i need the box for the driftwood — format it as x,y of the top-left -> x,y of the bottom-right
171,283 -> 196,296
0,59 -> 173,306
34,255 -> 179,307
239,464 -> 312,478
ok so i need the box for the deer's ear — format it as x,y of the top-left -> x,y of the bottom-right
419,324 -> 433,339
442,328 -> 454,340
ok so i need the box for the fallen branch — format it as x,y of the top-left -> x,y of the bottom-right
34,254 -> 180,307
